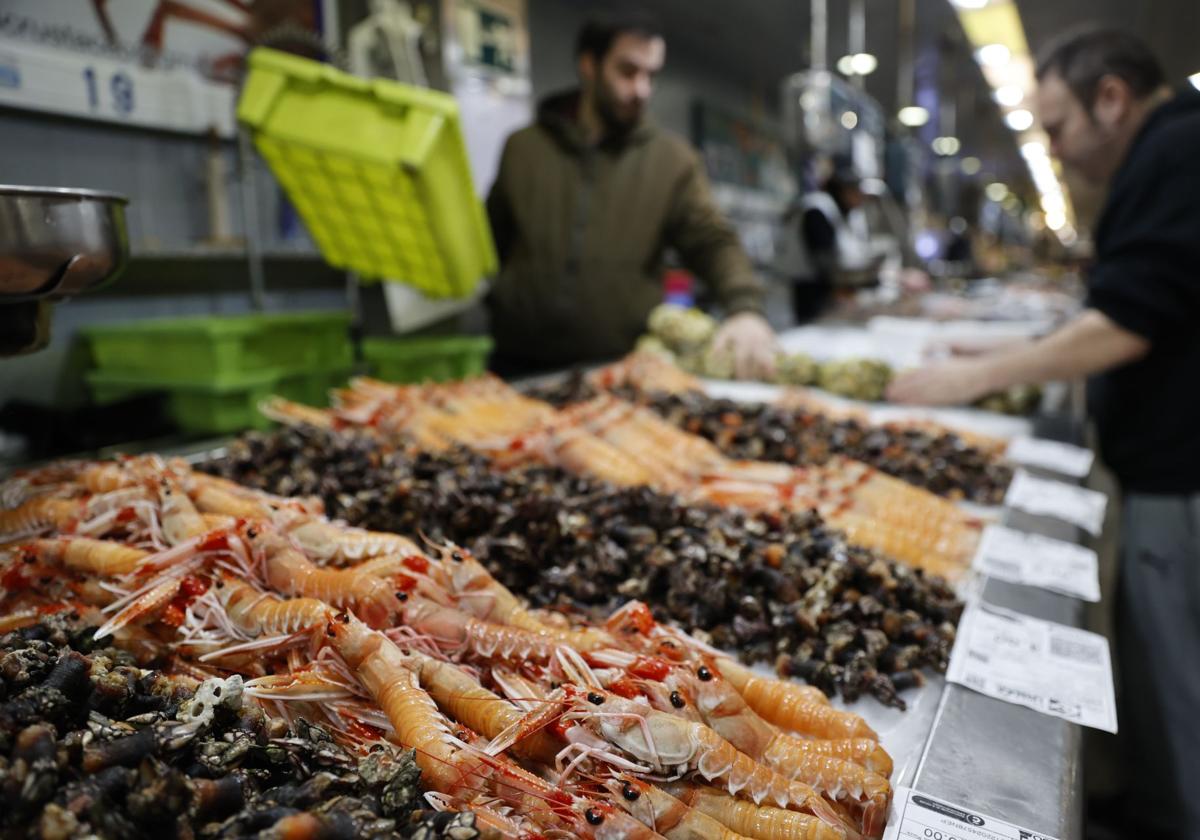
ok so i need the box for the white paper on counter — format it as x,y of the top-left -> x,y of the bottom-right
973,524 -> 1101,602
1005,436 -> 1095,478
884,786 -> 1061,840
946,603 -> 1117,733
1004,469 -> 1107,535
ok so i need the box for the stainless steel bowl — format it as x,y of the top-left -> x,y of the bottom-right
0,185 -> 130,301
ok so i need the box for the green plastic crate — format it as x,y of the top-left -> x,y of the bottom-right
82,312 -> 352,381
237,48 -> 497,298
363,335 -> 492,384
86,366 -> 351,434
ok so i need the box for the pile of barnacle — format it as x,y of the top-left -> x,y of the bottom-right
205,426 -> 962,709
527,375 -> 1012,504
0,616 -> 476,840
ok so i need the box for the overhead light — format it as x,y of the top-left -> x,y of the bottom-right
1040,193 -> 1066,215
850,53 -> 878,75
1045,210 -> 1067,231
1020,141 -> 1047,160
1005,109 -> 1035,131
840,111 -> 859,129
837,53 -> 878,76
960,156 -> 982,175
1190,72 -> 1200,91
985,182 -> 1009,202
993,85 -> 1024,107
949,0 -> 989,8
932,136 -> 961,156
898,106 -> 930,127
975,44 -> 1011,67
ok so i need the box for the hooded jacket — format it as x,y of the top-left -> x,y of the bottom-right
485,90 -> 765,367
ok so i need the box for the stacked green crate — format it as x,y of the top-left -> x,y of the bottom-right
83,312 -> 353,434
362,336 -> 492,384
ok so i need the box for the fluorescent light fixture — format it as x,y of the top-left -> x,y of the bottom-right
898,106 -> 930,127
1040,193 -> 1066,215
1020,141 -> 1047,160
976,44 -> 1011,67
1190,72 -> 1200,91
993,85 -> 1024,107
849,53 -> 878,75
961,156 -> 982,175
841,111 -> 859,129
1005,108 -> 1034,131
985,182 -> 1009,202
1045,210 -> 1066,231
837,55 -> 856,75
950,0 -> 989,8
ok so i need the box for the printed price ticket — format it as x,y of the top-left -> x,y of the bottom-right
973,524 -> 1101,602
1005,436 -> 1094,478
884,787 -> 1060,840
1003,470 -> 1107,535
946,603 -> 1117,733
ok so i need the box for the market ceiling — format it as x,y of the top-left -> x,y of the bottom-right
643,0 -> 1199,214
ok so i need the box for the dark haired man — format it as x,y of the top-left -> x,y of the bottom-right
887,28 -> 1200,837
485,12 -> 776,378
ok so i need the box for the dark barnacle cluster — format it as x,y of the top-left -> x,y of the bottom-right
526,376 -> 1014,505
204,426 -> 962,709
0,616 -> 474,840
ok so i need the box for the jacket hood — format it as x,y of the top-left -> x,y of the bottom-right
536,88 -> 655,153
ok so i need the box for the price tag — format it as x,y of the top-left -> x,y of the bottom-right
973,524 -> 1101,602
946,603 -> 1117,732
884,787 -> 1060,840
1004,470 -> 1107,535
1005,436 -> 1094,478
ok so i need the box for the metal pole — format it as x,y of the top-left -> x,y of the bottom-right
237,127 -> 267,312
897,0 -> 916,108
849,0 -> 866,89
811,0 -> 828,71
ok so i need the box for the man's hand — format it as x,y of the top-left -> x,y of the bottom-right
711,311 -> 778,380
899,268 -> 932,293
886,358 -> 998,406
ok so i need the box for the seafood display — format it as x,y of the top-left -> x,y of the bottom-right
531,369 -> 1011,505
263,376 -> 981,577
207,425 -> 961,708
0,616 -> 465,840
1,454 -> 906,838
639,306 -> 1042,414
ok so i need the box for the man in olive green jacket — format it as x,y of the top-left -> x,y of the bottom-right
485,12 -> 776,377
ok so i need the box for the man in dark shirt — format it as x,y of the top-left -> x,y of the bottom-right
888,29 -> 1200,837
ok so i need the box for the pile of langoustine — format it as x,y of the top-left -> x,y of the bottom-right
2,456 -> 895,839
205,425 -> 961,709
527,356 -> 1014,505
264,373 -> 982,581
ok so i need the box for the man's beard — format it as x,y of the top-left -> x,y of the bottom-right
594,82 -> 642,133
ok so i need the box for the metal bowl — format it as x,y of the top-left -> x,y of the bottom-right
0,185 -> 130,301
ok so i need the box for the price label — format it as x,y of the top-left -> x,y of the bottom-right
1005,436 -> 1094,478
884,787 -> 1060,840
973,524 -> 1101,602
946,603 -> 1117,733
1004,470 -> 1107,535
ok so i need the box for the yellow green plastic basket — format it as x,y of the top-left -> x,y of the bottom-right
237,49 -> 496,298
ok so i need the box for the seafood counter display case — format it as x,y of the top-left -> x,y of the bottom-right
0,355 -> 1100,839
